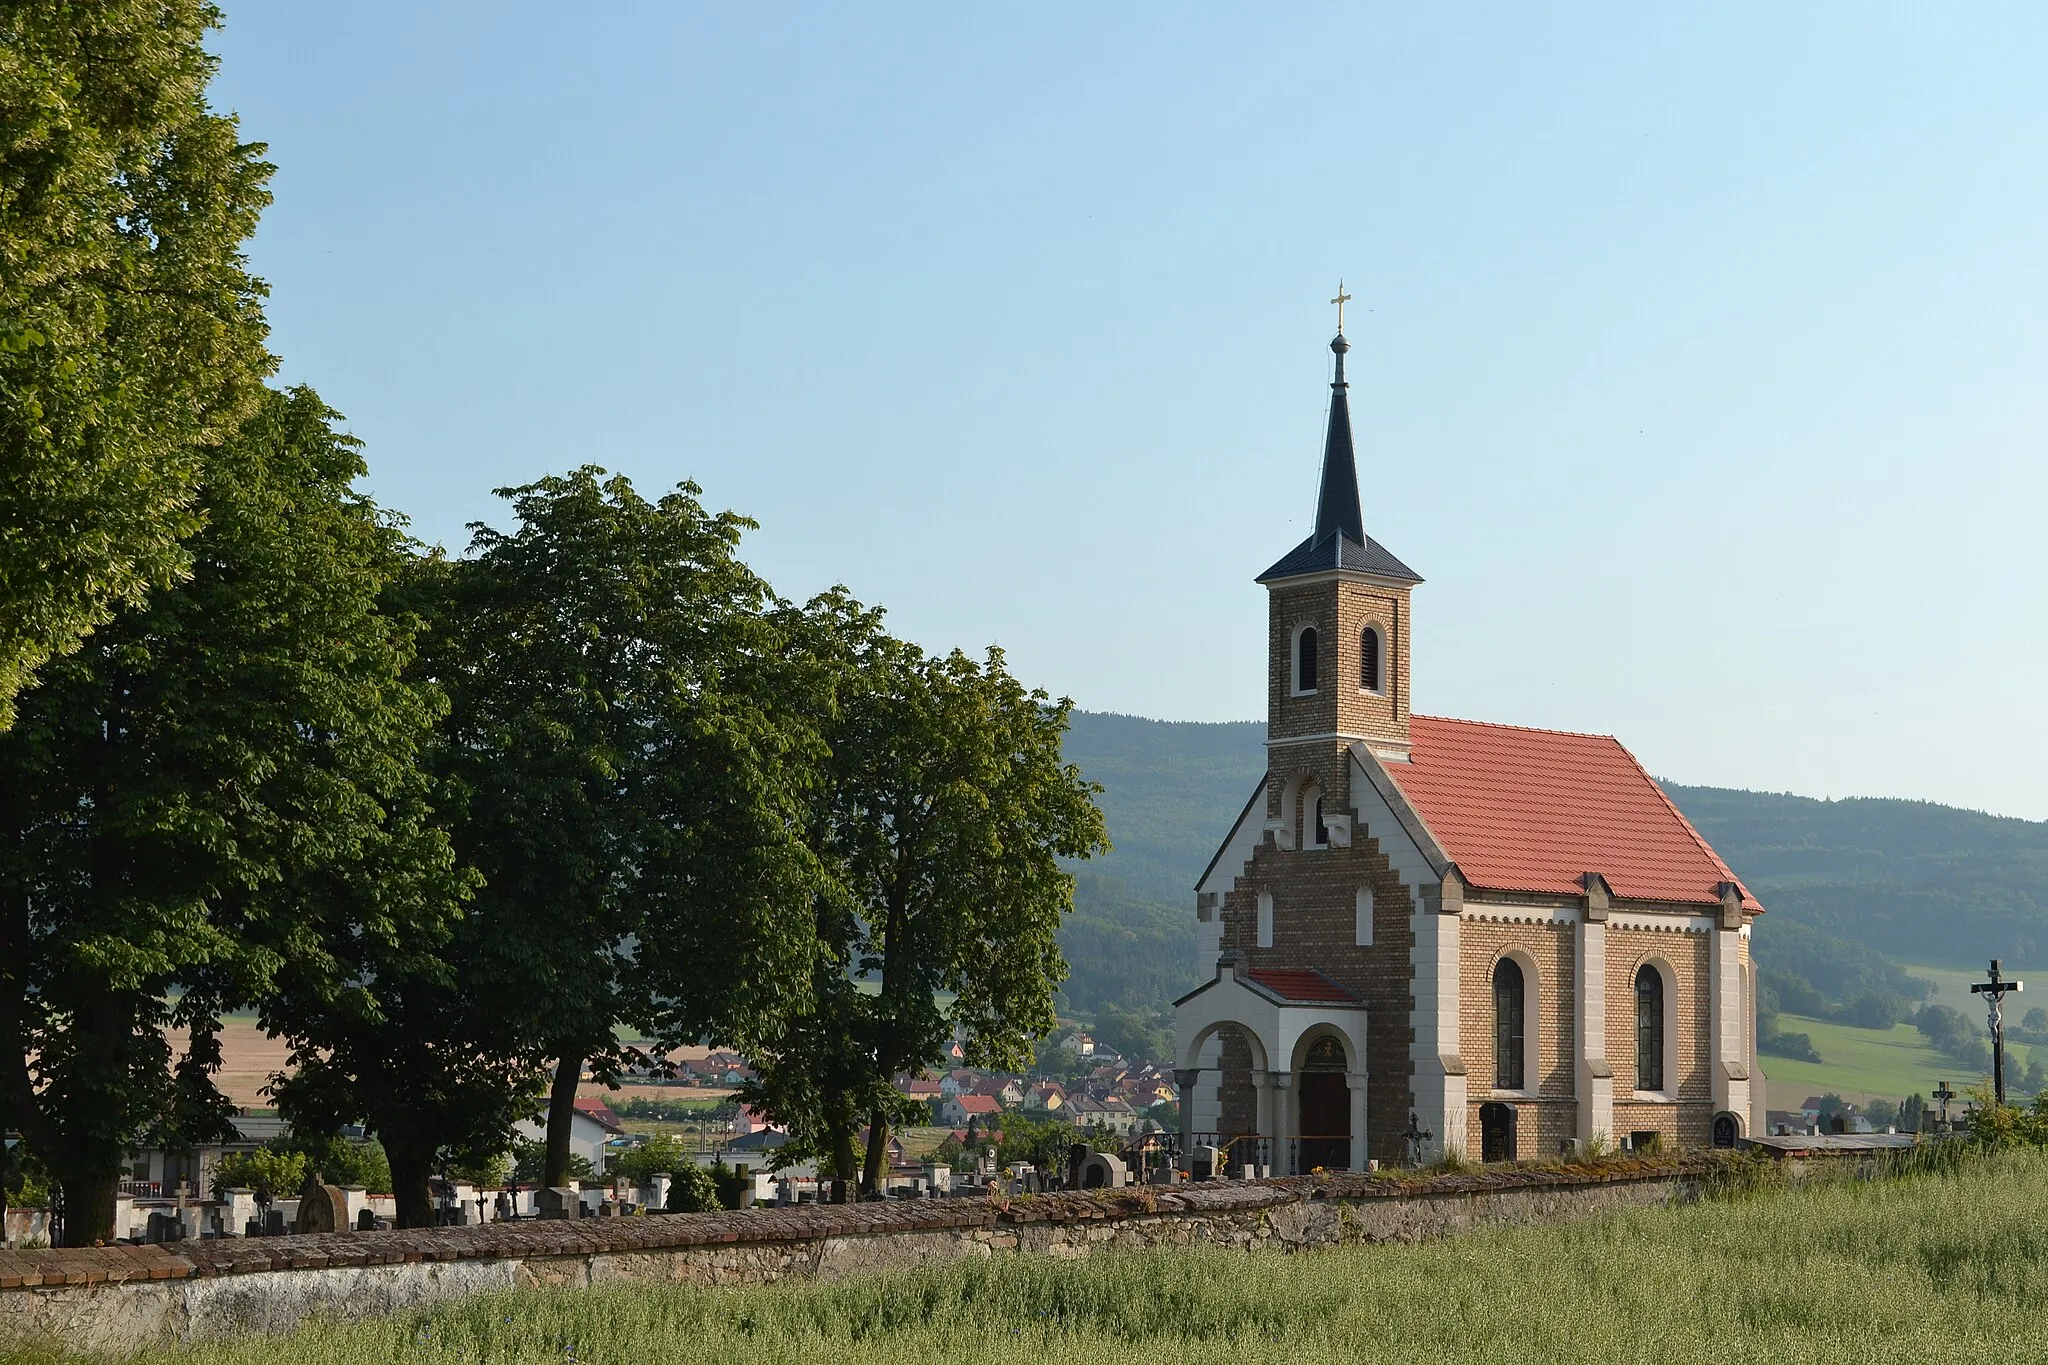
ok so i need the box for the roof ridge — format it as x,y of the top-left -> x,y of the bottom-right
1413,713 -> 1620,743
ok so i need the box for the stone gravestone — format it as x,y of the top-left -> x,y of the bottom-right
534,1186 -> 578,1220
1077,1152 -> 1127,1190
293,1171 -> 351,1234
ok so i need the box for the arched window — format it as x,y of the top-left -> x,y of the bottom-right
1295,627 -> 1319,693
1493,958 -> 1526,1090
1361,626 -> 1382,693
1635,964 -> 1666,1092
1312,796 -> 1328,848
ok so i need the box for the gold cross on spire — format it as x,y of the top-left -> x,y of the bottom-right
1330,280 -> 1353,333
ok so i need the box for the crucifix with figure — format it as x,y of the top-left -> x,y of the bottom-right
1971,960 -> 2025,1104
1931,1079 -> 1957,1132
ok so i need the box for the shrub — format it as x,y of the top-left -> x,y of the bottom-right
211,1147 -> 308,1199
613,1134 -> 691,1186
665,1165 -> 720,1213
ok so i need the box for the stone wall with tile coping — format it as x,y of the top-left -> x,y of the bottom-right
0,1158 -> 1706,1353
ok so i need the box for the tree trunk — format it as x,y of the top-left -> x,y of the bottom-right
388,1143 -> 436,1229
543,1052 -> 583,1188
860,1106 -> 890,1197
828,1092 -> 859,1203
59,1172 -> 117,1247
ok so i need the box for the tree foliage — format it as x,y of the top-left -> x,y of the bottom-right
0,386 -> 454,1243
0,0 -> 276,727
410,469 -> 826,1189
740,604 -> 1108,1196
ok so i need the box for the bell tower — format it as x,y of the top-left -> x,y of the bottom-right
1258,311 -> 1421,795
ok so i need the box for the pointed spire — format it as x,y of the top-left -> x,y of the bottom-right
1313,331 -> 1365,544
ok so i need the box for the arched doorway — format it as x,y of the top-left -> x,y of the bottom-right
1296,1036 -> 1351,1171
1478,1102 -> 1517,1163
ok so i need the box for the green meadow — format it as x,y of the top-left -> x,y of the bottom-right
14,1150 -> 2048,1365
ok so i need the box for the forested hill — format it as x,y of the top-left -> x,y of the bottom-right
1055,711 -> 2048,1020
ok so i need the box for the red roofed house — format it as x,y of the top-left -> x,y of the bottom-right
1175,323 -> 1763,1173
939,1093 -> 1002,1128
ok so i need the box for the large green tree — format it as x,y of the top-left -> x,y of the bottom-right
0,0 -> 275,728
0,386 -> 456,1244
413,469 -> 824,1189
741,606 -> 1107,1198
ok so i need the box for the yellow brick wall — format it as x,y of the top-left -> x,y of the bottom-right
1266,578 -> 1412,752
1606,926 -> 1714,1148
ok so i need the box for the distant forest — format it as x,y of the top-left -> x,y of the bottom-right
1056,711 -> 2048,1025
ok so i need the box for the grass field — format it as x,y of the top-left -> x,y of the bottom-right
14,1149 -> 2048,1364
1763,1011 -> 2039,1108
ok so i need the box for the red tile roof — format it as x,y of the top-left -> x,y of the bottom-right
572,1097 -> 624,1132
949,1094 -> 1001,1115
1385,716 -> 1759,910
1247,968 -> 1361,1004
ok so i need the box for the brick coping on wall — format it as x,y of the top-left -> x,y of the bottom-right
0,1155 -> 1707,1290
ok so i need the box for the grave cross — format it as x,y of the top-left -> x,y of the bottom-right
1971,959 -> 2026,1104
1402,1111 -> 1434,1167
1932,1079 -> 1957,1132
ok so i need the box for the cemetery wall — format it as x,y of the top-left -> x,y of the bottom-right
0,1159 -> 1705,1353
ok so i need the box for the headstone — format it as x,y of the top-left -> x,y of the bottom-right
534,1186 -> 578,1220
1146,1165 -> 1183,1186
263,1209 -> 287,1237
356,1208 -> 379,1232
294,1172 -> 350,1234
1077,1152 -> 1127,1190
1191,1145 -> 1225,1181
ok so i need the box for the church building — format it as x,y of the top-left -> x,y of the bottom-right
1173,322 -> 1765,1170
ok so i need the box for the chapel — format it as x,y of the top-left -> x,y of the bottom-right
1173,320 -> 1765,1170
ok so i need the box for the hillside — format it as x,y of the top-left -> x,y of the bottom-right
1057,711 -> 2048,1022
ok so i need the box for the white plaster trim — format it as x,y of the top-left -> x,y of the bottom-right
1346,749 -> 1444,888
1462,906 -> 1576,926
1607,912 -> 1716,934
1196,777 -> 1268,899
1267,731 -> 1382,747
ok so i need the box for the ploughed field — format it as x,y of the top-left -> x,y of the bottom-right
15,1152 -> 2048,1364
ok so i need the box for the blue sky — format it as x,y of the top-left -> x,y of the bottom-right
210,4 -> 2047,819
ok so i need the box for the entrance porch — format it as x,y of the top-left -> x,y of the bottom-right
1173,957 -> 1368,1175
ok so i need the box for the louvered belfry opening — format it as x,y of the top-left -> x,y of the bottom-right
1296,626 -> 1318,692
1361,625 -> 1381,692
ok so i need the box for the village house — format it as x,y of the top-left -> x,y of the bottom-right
940,1093 -> 1002,1128
1067,1095 -> 1140,1136
1175,322 -> 1764,1172
1024,1081 -> 1068,1113
512,1097 -> 619,1176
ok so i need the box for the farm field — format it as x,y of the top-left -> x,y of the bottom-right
1759,1011 -> 2031,1108
16,1150 -> 2048,1364
1907,961 -> 2048,1011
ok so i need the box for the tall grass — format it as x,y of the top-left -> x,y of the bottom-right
16,1149 -> 2048,1364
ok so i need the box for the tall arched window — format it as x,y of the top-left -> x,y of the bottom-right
1361,626 -> 1382,693
1493,958 -> 1525,1090
1635,964 -> 1666,1091
1295,627 -> 1319,693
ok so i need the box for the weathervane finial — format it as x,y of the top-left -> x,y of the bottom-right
1330,280 -> 1353,334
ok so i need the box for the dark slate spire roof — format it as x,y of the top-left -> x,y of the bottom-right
1257,331 -> 1422,585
